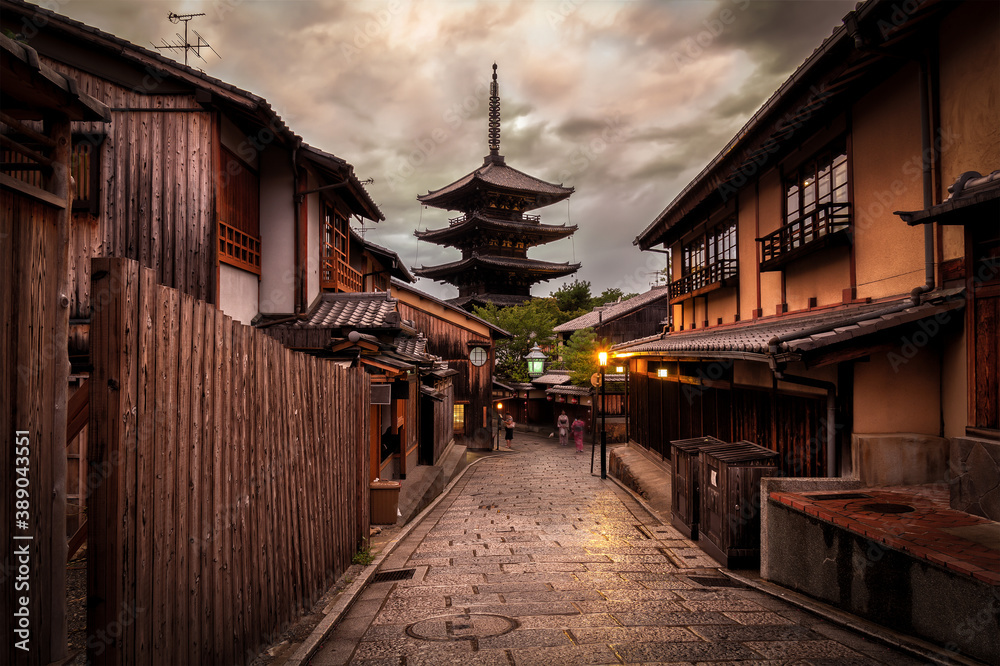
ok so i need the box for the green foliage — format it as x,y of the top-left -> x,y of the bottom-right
352,539 -> 375,566
474,300 -> 558,381
560,327 -> 607,386
593,287 -> 638,307
551,280 -> 592,321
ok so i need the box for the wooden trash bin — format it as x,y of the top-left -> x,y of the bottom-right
670,436 -> 724,539
370,481 -> 401,525
698,441 -> 779,568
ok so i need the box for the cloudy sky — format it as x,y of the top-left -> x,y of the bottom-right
57,0 -> 857,300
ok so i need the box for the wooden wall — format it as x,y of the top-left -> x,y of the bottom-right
397,302 -> 493,446
597,303 -> 671,345
628,367 -> 828,477
1,186 -> 71,665
87,257 -> 370,665
44,59 -> 217,327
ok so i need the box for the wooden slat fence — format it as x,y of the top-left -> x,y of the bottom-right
87,257 -> 371,665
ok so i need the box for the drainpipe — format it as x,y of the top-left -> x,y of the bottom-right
292,140 -> 303,314
771,370 -> 838,476
914,50 -> 936,301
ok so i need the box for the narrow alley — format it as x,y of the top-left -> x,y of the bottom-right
310,432 -> 926,665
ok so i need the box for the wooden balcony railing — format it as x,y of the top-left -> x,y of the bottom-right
669,259 -> 738,300
320,256 -> 363,292
218,220 -> 261,275
758,202 -> 851,271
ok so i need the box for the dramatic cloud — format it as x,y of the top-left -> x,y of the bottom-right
54,0 -> 856,300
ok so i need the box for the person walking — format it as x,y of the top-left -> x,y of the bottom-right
557,410 -> 569,446
504,413 -> 515,449
572,416 -> 585,453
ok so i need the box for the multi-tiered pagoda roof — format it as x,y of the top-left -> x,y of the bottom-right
413,64 -> 579,310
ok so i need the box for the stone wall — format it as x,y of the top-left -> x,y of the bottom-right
950,436 -> 1000,520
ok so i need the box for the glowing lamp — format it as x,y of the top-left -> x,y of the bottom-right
598,351 -> 608,367
615,366 -> 625,373
657,368 -> 669,378
524,344 -> 547,378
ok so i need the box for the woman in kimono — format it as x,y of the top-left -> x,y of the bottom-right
571,417 -> 585,453
557,411 -> 569,446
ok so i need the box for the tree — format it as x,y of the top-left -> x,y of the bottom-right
592,287 -> 638,307
560,327 -> 607,387
474,300 -> 558,381
550,279 -> 592,321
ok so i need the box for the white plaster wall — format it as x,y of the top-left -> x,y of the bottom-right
218,263 -> 259,324
258,145 -> 295,314
306,188 -> 320,305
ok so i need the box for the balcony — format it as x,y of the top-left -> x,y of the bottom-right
320,256 -> 363,292
758,203 -> 851,272
669,259 -> 738,302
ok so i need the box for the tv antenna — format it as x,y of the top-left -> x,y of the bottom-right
153,12 -> 220,67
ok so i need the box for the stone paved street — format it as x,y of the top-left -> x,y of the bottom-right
311,432 -> 926,665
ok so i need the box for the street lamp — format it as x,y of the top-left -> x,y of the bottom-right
598,350 -> 607,479
495,402 -> 503,450
524,344 -> 547,378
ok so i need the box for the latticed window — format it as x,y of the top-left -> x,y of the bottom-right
783,144 -> 849,248
320,203 -> 351,290
217,147 -> 260,274
452,403 -> 466,433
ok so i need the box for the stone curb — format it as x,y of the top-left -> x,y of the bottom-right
284,452 -> 501,666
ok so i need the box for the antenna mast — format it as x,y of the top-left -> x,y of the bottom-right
154,12 -> 220,67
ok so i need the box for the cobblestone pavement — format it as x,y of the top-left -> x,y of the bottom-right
311,432 -> 926,665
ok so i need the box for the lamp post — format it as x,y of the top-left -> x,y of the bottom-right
598,351 -> 607,479
495,402 -> 503,450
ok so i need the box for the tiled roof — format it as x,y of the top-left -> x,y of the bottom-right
555,286 -> 671,332
289,292 -> 399,330
394,334 -> 427,358
533,372 -> 571,386
613,289 -> 965,362
448,293 -> 534,310
414,254 -> 580,280
418,156 -> 573,211
897,170 -> 1000,226
415,213 -> 576,247
547,384 -> 591,396
506,382 -> 537,391
391,278 -> 511,338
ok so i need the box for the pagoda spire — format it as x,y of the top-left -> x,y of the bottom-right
488,63 -> 500,156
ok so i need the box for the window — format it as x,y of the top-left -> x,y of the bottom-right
469,347 -> 488,367
671,219 -> 737,299
217,147 -> 260,274
320,203 -> 362,291
453,403 -> 466,433
71,133 -> 104,215
784,146 -> 848,246
760,142 -> 850,269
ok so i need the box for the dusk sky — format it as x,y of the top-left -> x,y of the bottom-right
56,0 -> 858,301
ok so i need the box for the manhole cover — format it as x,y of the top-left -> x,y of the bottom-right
406,613 -> 518,642
858,503 -> 914,514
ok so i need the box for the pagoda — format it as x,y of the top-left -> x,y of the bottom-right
414,64 -> 579,310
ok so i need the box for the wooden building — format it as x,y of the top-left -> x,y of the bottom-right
554,286 -> 672,345
391,279 -> 510,451
1,32 -> 111,666
0,0 -> 386,371
619,0 -> 998,490
413,65 -> 579,310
